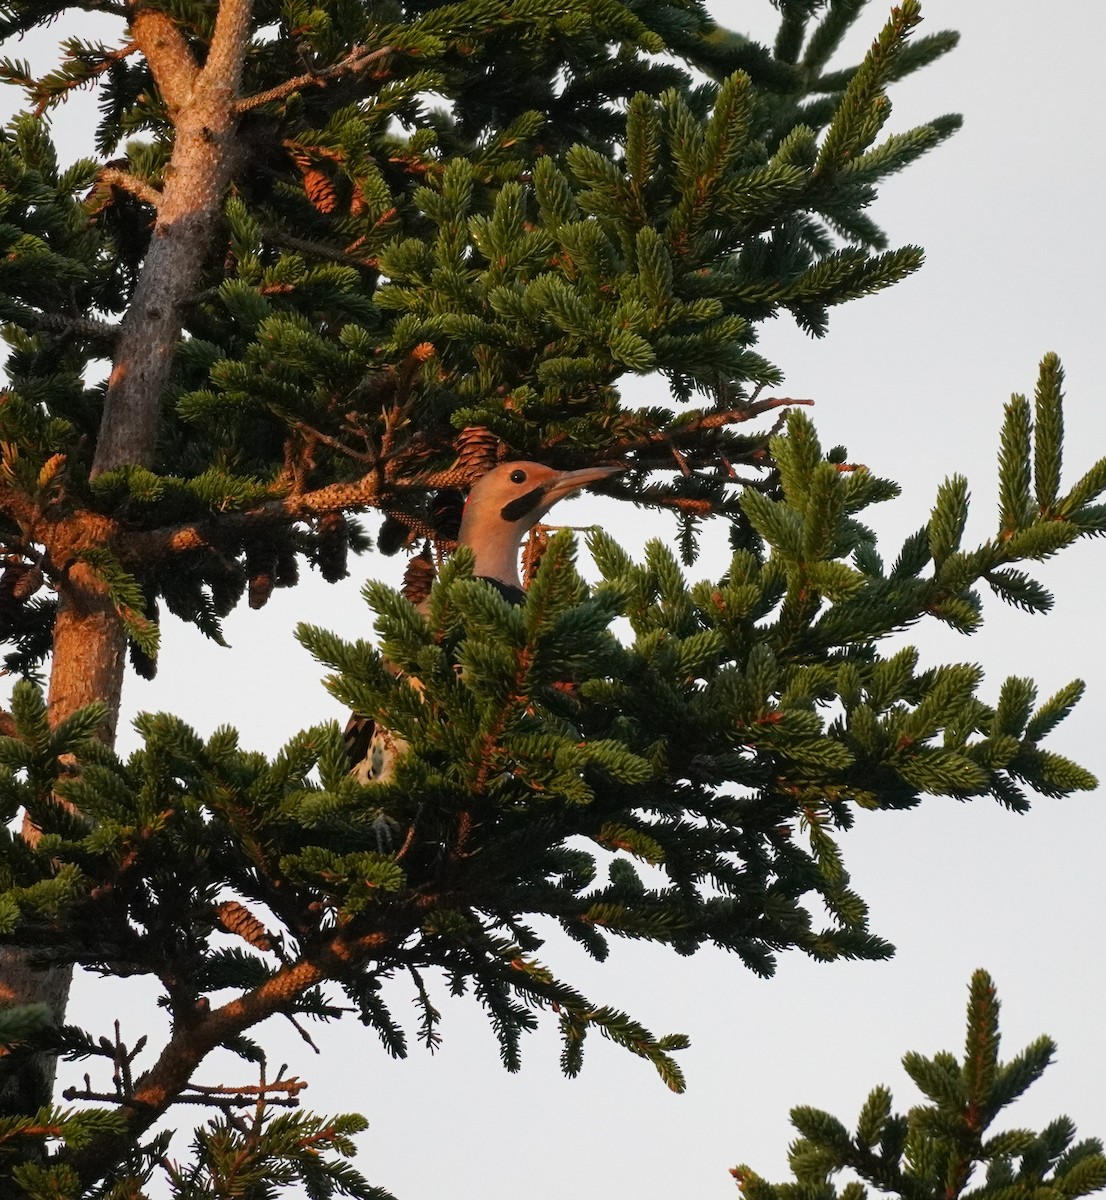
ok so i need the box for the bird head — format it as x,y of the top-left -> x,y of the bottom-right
457,460 -> 622,590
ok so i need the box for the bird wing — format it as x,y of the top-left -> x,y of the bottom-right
476,577 -> 526,605
344,712 -> 376,774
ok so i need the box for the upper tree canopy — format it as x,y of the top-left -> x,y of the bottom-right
0,0 -> 959,670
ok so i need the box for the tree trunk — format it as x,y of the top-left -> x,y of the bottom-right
0,569 -> 127,1111
0,0 -> 253,1115
93,0 -> 252,477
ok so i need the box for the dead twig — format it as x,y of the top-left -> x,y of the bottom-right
61,1020 -> 311,1112
292,421 -> 375,464
63,1075 -> 308,1109
234,44 -> 396,114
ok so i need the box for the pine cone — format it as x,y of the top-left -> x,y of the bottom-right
11,565 -> 43,601
455,425 -> 500,476
129,592 -> 158,679
316,512 -> 349,582
378,512 -> 412,556
0,560 -> 45,632
129,636 -> 157,680
215,900 -> 274,952
402,545 -> 436,607
246,544 -> 277,610
430,489 -> 465,543
274,547 -> 299,589
127,588 -> 158,681
0,561 -> 34,605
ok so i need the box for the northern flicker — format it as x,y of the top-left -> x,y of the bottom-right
345,460 -> 621,785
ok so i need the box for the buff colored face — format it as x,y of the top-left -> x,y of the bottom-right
457,461 -> 622,586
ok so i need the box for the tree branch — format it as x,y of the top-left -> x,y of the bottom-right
99,167 -> 162,208
262,225 -> 380,269
63,1075 -> 308,1109
127,5 -> 198,112
31,41 -> 139,118
16,309 -> 120,344
69,925 -> 393,1184
201,0 -> 254,102
115,402 -> 808,567
234,43 -> 395,113
117,462 -> 482,564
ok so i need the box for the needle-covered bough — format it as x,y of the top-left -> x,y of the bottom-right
344,460 -> 621,785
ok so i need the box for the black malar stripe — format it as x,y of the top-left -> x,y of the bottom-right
500,486 -> 545,523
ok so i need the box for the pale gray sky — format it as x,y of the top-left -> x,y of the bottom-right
2,4 -> 1105,1197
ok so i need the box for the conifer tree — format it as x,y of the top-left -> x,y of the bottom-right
0,0 -> 1103,1195
733,972 -> 1106,1200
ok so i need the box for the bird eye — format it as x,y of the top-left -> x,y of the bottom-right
509,469 -> 527,484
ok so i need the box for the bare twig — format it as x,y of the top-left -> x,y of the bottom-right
64,926 -> 392,1185
182,1077 -> 308,1099
63,1075 -> 308,1109
234,44 -> 395,114
292,421 -> 375,464
283,1013 -> 321,1054
668,443 -> 692,476
617,397 -> 814,467
748,394 -> 815,418
683,396 -> 814,432
62,1030 -> 311,1112
651,493 -> 727,517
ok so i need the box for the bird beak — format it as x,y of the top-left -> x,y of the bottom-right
542,463 -> 623,504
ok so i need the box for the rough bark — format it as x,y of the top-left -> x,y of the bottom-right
92,0 -> 252,476
45,561 -> 129,742
0,560 -> 128,1110
0,0 -> 255,1116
